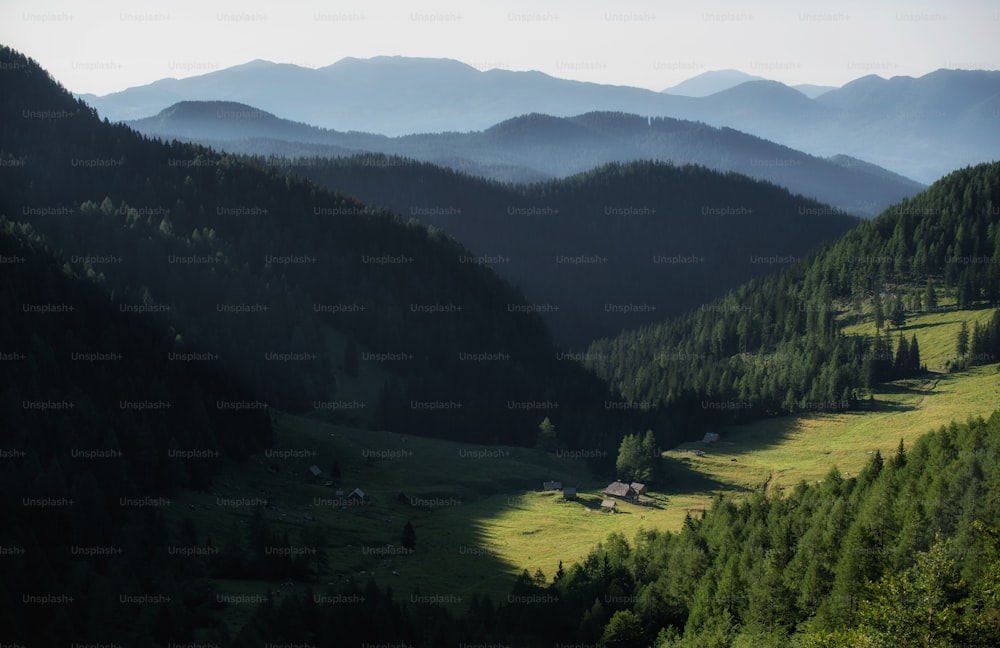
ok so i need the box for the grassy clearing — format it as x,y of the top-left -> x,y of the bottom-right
176,307 -> 1000,634
840,305 -> 997,371
666,363 -> 999,494
665,307 -> 1000,495
173,414 -> 610,618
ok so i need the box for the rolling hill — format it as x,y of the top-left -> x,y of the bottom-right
130,102 -> 925,217
271,155 -> 861,348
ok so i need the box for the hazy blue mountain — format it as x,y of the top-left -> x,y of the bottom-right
662,70 -> 836,99
88,58 -> 999,182
84,56 -> 695,135
661,69 -> 766,96
792,83 -> 837,98
129,103 -> 924,217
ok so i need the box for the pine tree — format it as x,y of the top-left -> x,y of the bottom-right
536,417 -> 557,452
970,321 -> 986,360
925,279 -> 938,312
600,609 -> 644,647
402,520 -> 416,550
956,321 -> 969,359
908,334 -> 921,372
894,334 -> 909,376
746,552 -> 797,641
889,296 -> 907,328
892,438 -> 906,470
858,537 -> 979,647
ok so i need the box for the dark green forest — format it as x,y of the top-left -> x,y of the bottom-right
0,220 -> 273,644
267,153 -> 859,347
587,162 -> 1000,427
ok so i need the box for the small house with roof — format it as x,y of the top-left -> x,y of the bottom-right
604,480 -> 638,503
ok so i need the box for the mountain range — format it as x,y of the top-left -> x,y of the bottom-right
79,57 -> 1000,183
129,101 -> 924,217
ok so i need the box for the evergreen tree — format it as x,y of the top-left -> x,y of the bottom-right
615,430 -> 660,485
925,279 -> 938,312
873,292 -> 885,331
893,438 -> 907,470
858,537 -> 979,647
889,296 -> 907,329
402,520 -> 416,550
600,609 -> 644,647
908,334 -> 921,372
957,321 -> 970,359
894,334 -> 909,376
536,417 -> 557,452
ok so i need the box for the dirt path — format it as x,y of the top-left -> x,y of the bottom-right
762,471 -> 774,494
916,376 -> 941,409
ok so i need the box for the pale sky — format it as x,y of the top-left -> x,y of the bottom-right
1,0 -> 997,96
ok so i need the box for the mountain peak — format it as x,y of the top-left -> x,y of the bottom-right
155,100 -> 278,121
662,69 -> 766,96
321,55 -> 478,74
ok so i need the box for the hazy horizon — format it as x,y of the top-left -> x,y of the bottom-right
2,0 -> 997,96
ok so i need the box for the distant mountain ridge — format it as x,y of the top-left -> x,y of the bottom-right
662,69 -> 768,96
80,57 -> 1000,182
129,101 -> 925,217
662,69 -> 836,98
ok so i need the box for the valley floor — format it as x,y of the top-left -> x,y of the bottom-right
171,308 -> 1000,634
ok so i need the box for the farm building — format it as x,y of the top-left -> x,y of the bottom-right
562,487 -> 577,500
543,480 -> 562,491
603,480 -> 638,503
600,499 -> 617,512
630,482 -> 647,495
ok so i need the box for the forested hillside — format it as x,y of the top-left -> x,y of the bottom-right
270,154 -> 859,347
0,45 -> 624,454
587,162 -> 1000,428
0,220 -> 273,644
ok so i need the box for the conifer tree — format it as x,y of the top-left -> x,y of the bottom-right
957,321 -> 970,359
908,334 -> 921,372
402,520 -> 416,550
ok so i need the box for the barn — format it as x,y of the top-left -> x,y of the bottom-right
604,480 -> 638,503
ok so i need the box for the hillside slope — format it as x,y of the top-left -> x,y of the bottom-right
0,45 -> 623,455
130,103 -> 925,217
586,162 -> 1000,430
273,155 -> 860,347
